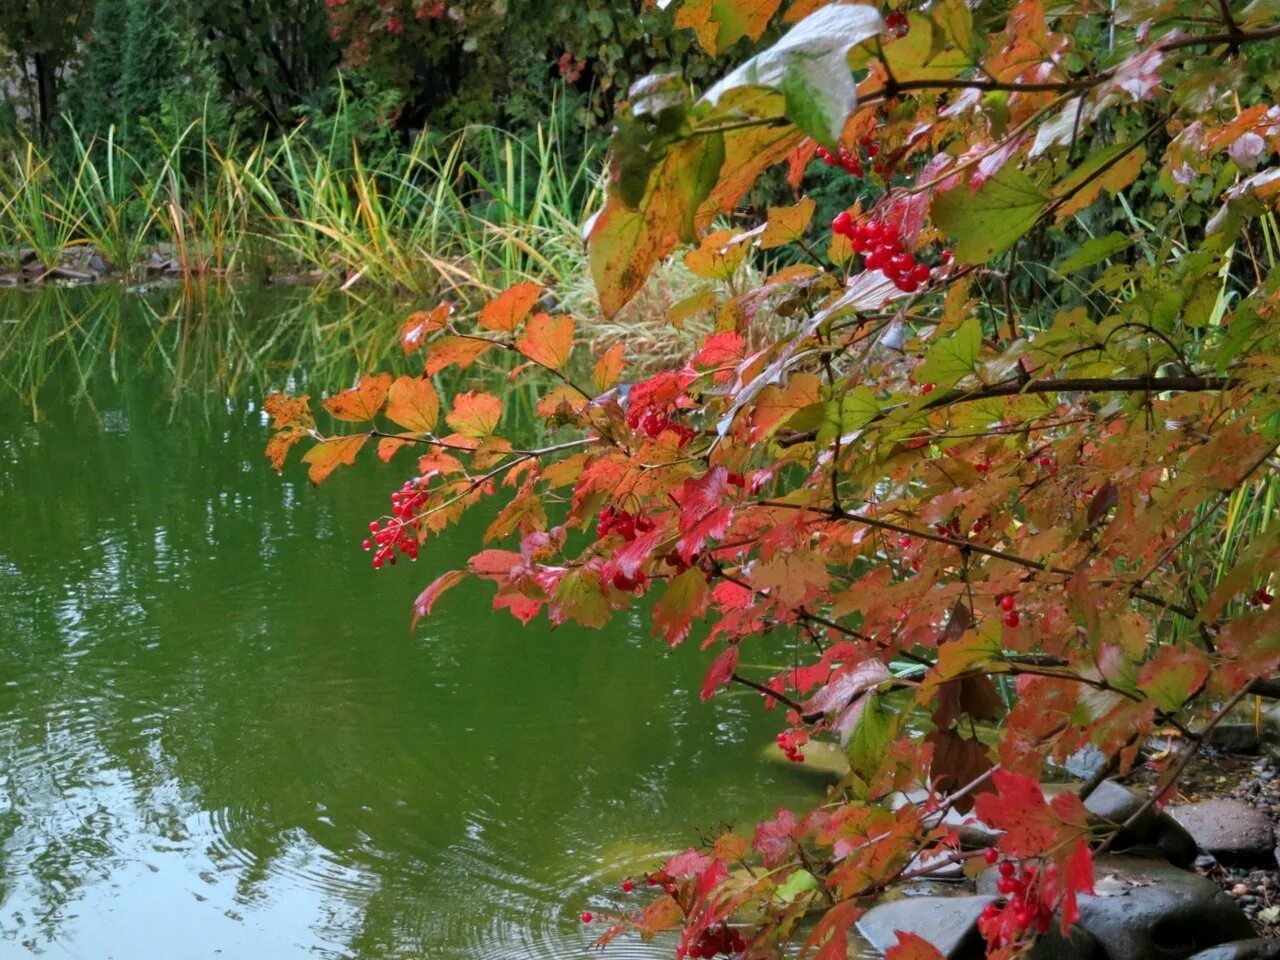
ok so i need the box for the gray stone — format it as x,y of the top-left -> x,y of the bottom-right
1263,703 -> 1280,760
980,855 -> 1254,960
1063,745 -> 1109,780
857,896 -> 995,958
1204,724 -> 1262,754
858,895 -> 1100,960
1084,780 -> 1197,868
1168,799 -> 1277,866
1186,941 -> 1280,960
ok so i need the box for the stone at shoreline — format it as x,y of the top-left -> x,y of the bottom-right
976,855 -> 1253,960
1261,704 -> 1280,761
760,740 -> 850,779
1168,799 -> 1278,866
1083,780 -> 1197,868
858,895 -> 1101,960
1186,942 -> 1280,960
1062,745 -> 1109,780
1205,724 -> 1262,755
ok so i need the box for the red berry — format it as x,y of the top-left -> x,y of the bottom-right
368,521 -> 380,532
983,848 -> 999,864
920,383 -> 935,395
910,262 -> 932,283
885,12 -> 909,37
999,595 -> 1016,612
361,540 -> 372,550
999,860 -> 1016,877
997,877 -> 1017,894
581,911 -> 593,923
940,249 -> 953,262
1004,611 -> 1020,628
865,249 -> 885,270
832,211 -> 854,236
867,142 -> 881,158
896,277 -> 919,293
621,880 -> 634,893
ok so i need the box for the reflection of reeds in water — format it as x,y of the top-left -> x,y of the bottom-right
0,102 -> 601,300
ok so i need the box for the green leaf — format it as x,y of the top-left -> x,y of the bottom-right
917,317 -> 982,388
930,166 -> 1049,264
1059,232 -> 1129,274
702,4 -> 883,146
774,869 -> 819,903
846,691 -> 891,791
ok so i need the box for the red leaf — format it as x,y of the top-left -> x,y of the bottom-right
752,807 -> 798,867
412,570 -> 465,627
664,848 -> 713,879
677,467 -> 731,563
973,770 -> 1088,859
652,567 -> 710,646
885,931 -> 946,960
700,646 -> 739,702
479,282 -> 542,332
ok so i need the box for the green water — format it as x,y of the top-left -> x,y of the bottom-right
0,286 -> 824,959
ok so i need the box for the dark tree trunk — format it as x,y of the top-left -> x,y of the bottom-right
32,51 -> 59,142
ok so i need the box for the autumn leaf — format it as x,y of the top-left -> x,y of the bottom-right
653,567 -> 710,646
593,343 -> 627,393
412,570 -> 466,627
550,567 -> 610,628
424,336 -> 493,376
1137,646 -> 1208,712
479,282 -> 542,332
516,313 -> 575,371
885,931 -> 946,960
930,166 -> 1049,264
760,197 -> 816,249
400,303 -> 451,354
301,434 -> 368,484
700,645 -> 739,701
385,376 -> 439,433
973,770 -> 1089,859
323,373 -> 393,422
445,391 -> 503,438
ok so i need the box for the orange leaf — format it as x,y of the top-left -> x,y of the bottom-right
412,570 -> 466,627
760,197 -> 816,249
445,391 -> 503,438
423,336 -> 493,376
386,376 -> 440,433
376,436 -> 413,462
301,434 -> 368,484
593,343 -> 627,393
479,282 -> 542,332
401,303 -> 451,354
263,393 -> 313,430
265,429 -> 304,472
516,313 -> 575,370
322,374 -> 392,422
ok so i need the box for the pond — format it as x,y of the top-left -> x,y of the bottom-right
0,285 -> 826,959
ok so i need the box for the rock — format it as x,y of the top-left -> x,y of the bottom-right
1205,724 -> 1262,754
1185,941 -> 1280,960
858,895 -> 1100,960
761,740 -> 849,779
1084,780 -> 1197,868
1167,799 -> 1277,866
980,855 -> 1253,960
857,896 -> 996,958
1062,745 -> 1109,781
1262,704 -> 1280,760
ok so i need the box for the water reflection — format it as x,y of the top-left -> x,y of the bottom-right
0,289 -> 823,958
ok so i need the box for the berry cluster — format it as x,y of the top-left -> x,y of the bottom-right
362,480 -> 426,568
831,213 -> 946,293
1251,589 -> 1274,607
884,11 -> 910,37
597,506 -> 656,542
978,852 -> 1053,948
627,406 -> 697,446
776,729 -> 808,763
998,594 -> 1020,628
815,143 -> 866,176
686,924 -> 747,958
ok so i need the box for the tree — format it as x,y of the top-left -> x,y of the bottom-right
0,0 -> 93,139
267,1 -> 1280,956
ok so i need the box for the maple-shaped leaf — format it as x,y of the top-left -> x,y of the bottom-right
400,303 -> 451,354
549,567 -> 610,628
677,467 -> 732,563
1137,646 -> 1208,712
653,567 -> 710,646
263,393 -> 314,472
323,373 -> 393,422
752,807 -> 799,867
700,645 -> 739,701
885,931 -> 946,960
973,770 -> 1089,859
516,313 -> 574,371
930,166 -> 1049,265
924,729 -> 993,813
593,343 -> 627,393
478,282 -> 542,332
805,900 -> 862,960
301,434 -> 368,484
445,391 -> 502,438
385,375 -> 440,433
664,847 -> 714,879
412,570 -> 465,627
760,197 -> 816,249
423,336 -> 493,376
674,0 -> 781,54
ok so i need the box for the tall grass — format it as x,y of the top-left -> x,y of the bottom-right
0,99 -> 602,299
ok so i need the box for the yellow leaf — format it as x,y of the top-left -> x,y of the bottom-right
386,375 -> 439,433
760,197 -> 816,249
302,434 -> 368,484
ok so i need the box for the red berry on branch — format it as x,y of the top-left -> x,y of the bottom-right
983,848 -> 999,864
621,880 -> 634,893
581,911 -> 593,923
910,262 -> 932,283
885,11 -> 909,36
999,859 -> 1016,877
1004,611 -> 1021,627
999,595 -> 1016,612
832,211 -> 854,237
920,382 -> 935,395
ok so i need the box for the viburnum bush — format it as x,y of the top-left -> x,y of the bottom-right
266,1 -> 1280,957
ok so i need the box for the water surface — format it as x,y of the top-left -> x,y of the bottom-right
0,286 -> 823,959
